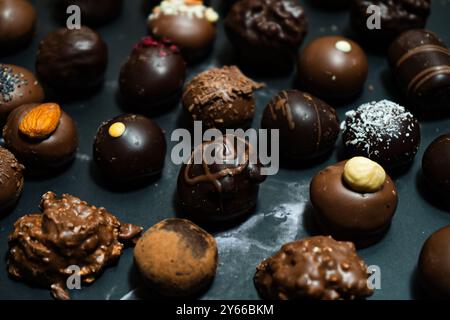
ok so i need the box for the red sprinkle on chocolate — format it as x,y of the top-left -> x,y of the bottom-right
134,36 -> 180,55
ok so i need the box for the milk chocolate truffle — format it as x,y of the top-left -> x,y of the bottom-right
388,29 -> 450,112
36,26 -> 108,92
0,0 -> 37,53
350,0 -> 431,44
342,100 -> 421,170
297,36 -> 368,101
93,114 -> 166,184
119,37 -> 186,112
225,0 -> 308,73
418,225 -> 450,299
177,134 -> 266,223
7,192 -> 142,300
56,0 -> 123,26
3,103 -> 79,176
261,90 -> 340,162
182,66 -> 263,129
0,64 -> 44,125
422,133 -> 450,197
134,218 -> 218,297
254,236 -> 374,300
310,158 -> 398,247
0,147 -> 24,214
147,0 -> 219,63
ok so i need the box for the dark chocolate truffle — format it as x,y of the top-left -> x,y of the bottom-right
225,0 -> 308,73
350,0 -> 431,44
182,66 -> 263,129
93,114 -> 167,184
297,36 -> 368,101
35,26 -> 108,92
254,236 -> 374,300
0,64 -> 44,125
3,103 -> 79,176
7,192 -> 142,300
119,37 -> 186,112
177,134 -> 266,223
261,90 -> 340,161
134,218 -> 218,297
422,133 -> 450,197
310,158 -> 398,247
56,0 -> 123,26
388,29 -> 450,112
418,225 -> 450,299
147,0 -> 219,63
0,0 -> 36,53
342,100 -> 421,170
0,146 -> 24,214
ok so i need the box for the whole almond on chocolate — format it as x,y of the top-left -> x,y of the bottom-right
18,103 -> 61,139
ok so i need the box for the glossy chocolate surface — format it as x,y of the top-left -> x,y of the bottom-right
422,133 -> 450,195
0,147 -> 24,214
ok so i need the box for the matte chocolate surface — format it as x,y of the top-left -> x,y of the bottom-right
0,147 -> 24,215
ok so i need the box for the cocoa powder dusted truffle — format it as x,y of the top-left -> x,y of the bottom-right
342,100 -> 421,170
134,218 -> 218,297
7,192 -> 142,300
254,236 -> 374,300
0,64 -> 44,125
147,0 -> 219,63
182,66 -> 263,129
119,37 -> 186,112
0,147 -> 24,215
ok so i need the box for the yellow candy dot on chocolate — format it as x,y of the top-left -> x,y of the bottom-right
108,122 -> 126,138
343,157 -> 386,193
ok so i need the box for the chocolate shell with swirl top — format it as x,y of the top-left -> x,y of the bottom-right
177,134 -> 266,223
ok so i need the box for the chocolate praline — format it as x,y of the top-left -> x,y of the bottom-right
177,134 -> 266,223
342,100 -> 421,170
35,26 -> 108,92
119,37 -> 186,113
3,103 -> 78,176
310,160 -> 398,247
350,0 -> 431,44
7,192 -> 142,300
254,236 -> 374,300
388,29 -> 450,112
0,0 -> 37,53
0,147 -> 24,215
56,0 -> 123,26
418,225 -> 450,299
261,90 -> 340,162
0,64 -> 44,126
297,36 -> 368,101
147,0 -> 219,63
93,114 -> 167,184
182,66 -> 262,129
225,0 -> 308,73
422,133 -> 450,198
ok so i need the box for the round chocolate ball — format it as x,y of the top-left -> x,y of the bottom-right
3,103 -> 79,176
261,90 -> 340,162
350,0 -> 431,44
0,146 -> 24,215
56,0 -> 123,27
93,114 -> 166,184
254,236 -> 374,300
0,0 -> 36,53
134,218 -> 218,297
0,64 -> 44,125
177,134 -> 266,223
419,225 -> 450,299
342,100 -> 421,170
297,36 -> 368,101
225,0 -> 308,73
36,26 -> 108,92
422,133 -> 450,196
310,158 -> 398,248
119,37 -> 186,113
182,66 -> 262,129
147,0 -> 219,63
